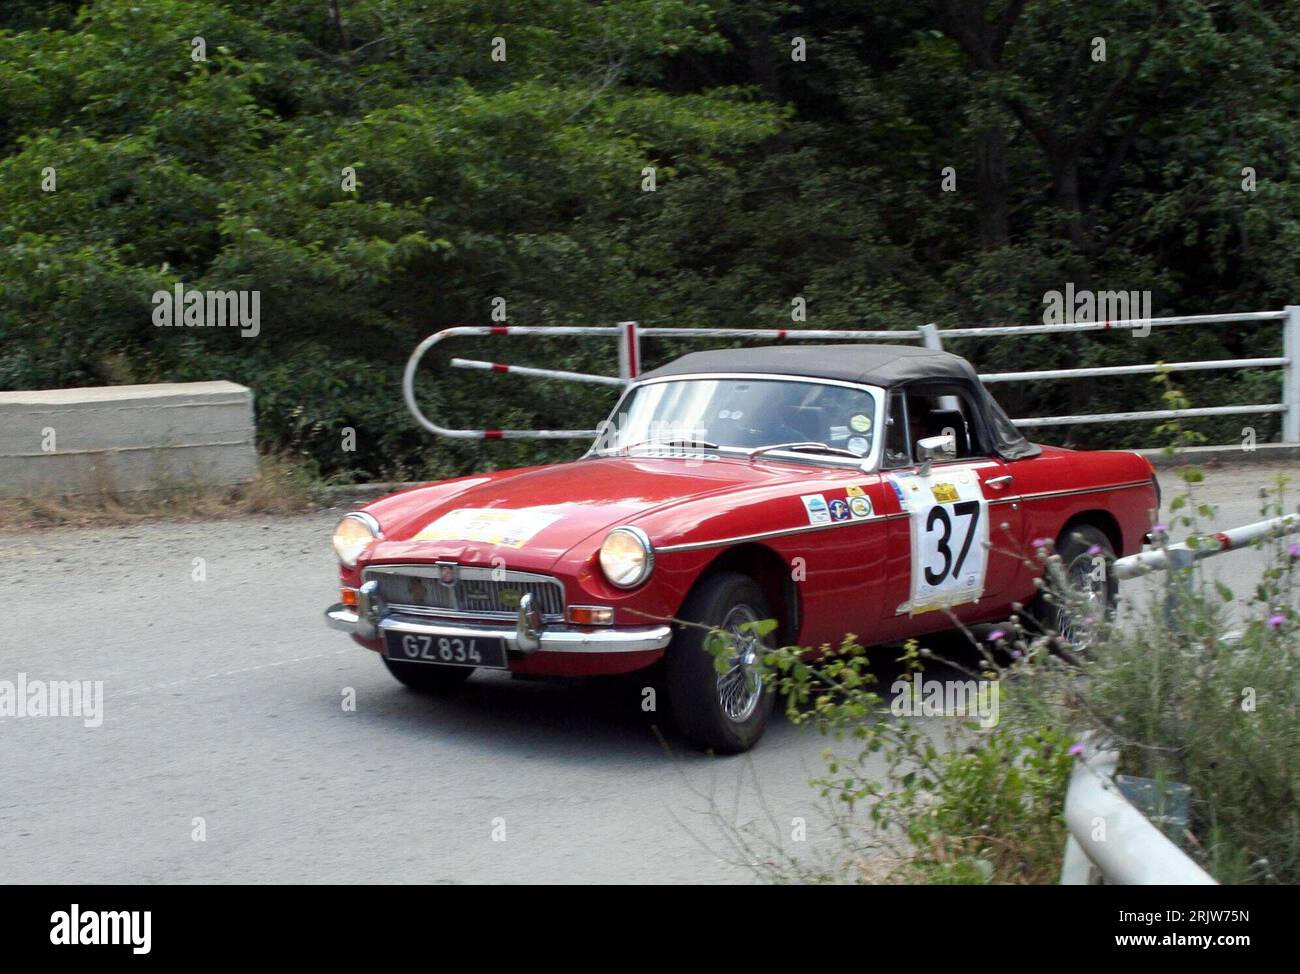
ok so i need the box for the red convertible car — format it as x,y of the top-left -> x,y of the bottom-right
326,344 -> 1159,751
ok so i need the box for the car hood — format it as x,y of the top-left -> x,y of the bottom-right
363,455 -> 822,568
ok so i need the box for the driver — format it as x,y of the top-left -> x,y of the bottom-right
883,396 -> 946,465
907,395 -> 937,455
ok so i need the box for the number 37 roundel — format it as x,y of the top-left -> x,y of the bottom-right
889,469 -> 989,616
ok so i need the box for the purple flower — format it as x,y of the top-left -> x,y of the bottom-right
1153,523 -> 1168,534
1087,544 -> 1102,555
1288,543 -> 1300,559
1068,742 -> 1086,757
1268,614 -> 1286,630
1011,650 -> 1022,659
1032,537 -> 1052,549
988,629 -> 1006,642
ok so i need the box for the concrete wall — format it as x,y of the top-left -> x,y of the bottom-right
0,381 -> 257,498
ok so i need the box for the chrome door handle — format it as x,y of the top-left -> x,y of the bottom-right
986,475 -> 1014,489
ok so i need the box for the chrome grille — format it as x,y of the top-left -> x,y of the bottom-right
363,564 -> 565,620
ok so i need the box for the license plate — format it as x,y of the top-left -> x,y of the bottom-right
383,631 -> 509,669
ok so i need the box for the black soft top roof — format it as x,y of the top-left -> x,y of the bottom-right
639,343 -> 1041,461
640,343 -> 973,387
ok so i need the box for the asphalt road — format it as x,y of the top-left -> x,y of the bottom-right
0,463 -> 1293,883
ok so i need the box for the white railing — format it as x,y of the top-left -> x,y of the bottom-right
1060,744 -> 1216,885
929,308 -> 1298,438
1113,512 -> 1300,580
1060,512 -> 1300,884
403,307 -> 1300,444
402,321 -> 916,439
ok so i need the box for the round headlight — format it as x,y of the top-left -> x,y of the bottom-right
332,512 -> 379,567
599,526 -> 654,588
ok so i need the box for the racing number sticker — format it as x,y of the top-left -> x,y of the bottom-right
889,470 -> 988,615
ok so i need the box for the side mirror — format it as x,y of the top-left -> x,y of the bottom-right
917,433 -> 956,461
916,433 -> 956,475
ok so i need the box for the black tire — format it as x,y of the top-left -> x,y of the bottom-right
667,572 -> 777,754
1033,524 -> 1117,651
382,655 -> 475,693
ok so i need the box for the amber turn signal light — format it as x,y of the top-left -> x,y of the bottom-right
567,605 -> 614,626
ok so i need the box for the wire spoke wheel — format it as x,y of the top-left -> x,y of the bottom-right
715,603 -> 765,723
667,572 -> 777,753
1058,553 -> 1108,651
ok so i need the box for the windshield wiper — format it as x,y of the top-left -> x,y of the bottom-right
747,441 -> 862,460
620,436 -> 721,453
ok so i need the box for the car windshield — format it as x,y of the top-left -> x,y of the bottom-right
593,377 -> 880,461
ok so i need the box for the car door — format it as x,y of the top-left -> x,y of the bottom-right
878,388 -> 1024,628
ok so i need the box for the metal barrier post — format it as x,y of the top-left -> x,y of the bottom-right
1160,546 -> 1197,633
618,321 -> 641,380
919,322 -> 944,350
1284,306 -> 1300,443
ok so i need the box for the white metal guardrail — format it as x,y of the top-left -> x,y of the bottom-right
402,307 -> 1300,444
935,308 -> 1299,438
1060,744 -> 1216,885
402,321 -> 917,439
1060,512 -> 1300,884
1113,512 -> 1300,580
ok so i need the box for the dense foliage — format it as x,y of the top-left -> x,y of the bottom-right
3,1 -> 1299,479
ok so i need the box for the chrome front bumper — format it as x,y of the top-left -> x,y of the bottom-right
325,583 -> 672,655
